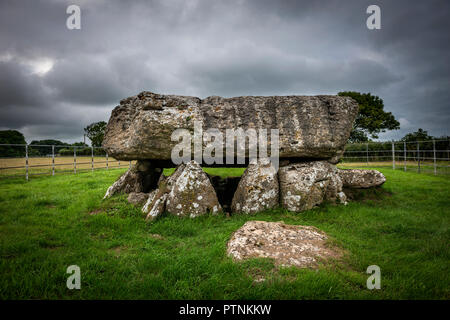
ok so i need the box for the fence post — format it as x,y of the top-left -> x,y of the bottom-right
25,144 -> 29,181
448,140 -> 450,163
129,161 -> 131,170
417,141 -> 420,173
74,147 -> 77,174
106,153 -> 109,170
391,141 -> 395,170
52,145 -> 55,176
433,139 -> 436,175
118,160 -> 120,168
91,147 -> 94,172
403,141 -> 406,172
366,143 -> 369,165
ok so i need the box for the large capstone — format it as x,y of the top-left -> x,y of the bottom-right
279,161 -> 347,212
338,169 -> 386,188
231,158 -> 279,214
102,92 -> 358,164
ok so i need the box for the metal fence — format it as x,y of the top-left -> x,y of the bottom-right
341,139 -> 450,175
1,139 -> 449,180
0,144 -> 133,180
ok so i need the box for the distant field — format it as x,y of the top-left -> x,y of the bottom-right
1,156 -> 449,178
340,160 -> 450,175
0,167 -> 448,299
0,156 -> 133,177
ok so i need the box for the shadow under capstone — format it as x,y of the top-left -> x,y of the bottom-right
207,175 -> 241,212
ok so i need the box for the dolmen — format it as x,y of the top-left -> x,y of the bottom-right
102,92 -> 386,220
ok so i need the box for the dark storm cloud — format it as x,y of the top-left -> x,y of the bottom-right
0,0 -> 448,142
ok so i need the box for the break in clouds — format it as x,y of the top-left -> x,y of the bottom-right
0,0 -> 449,143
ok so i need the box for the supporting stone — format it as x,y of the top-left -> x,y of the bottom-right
166,161 -> 222,217
103,160 -> 161,199
142,160 -> 222,220
278,161 -> 347,212
231,158 -> 279,214
143,190 -> 167,221
127,192 -> 149,206
338,169 -> 386,188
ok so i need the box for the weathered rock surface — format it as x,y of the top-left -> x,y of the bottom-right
166,161 -> 222,217
142,161 -> 222,219
127,192 -> 149,206
338,169 -> 386,188
227,221 -> 342,268
143,189 -> 167,221
103,92 -> 358,163
103,160 -> 161,199
279,161 -> 347,212
231,158 -> 279,214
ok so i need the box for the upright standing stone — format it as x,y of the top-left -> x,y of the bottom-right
231,158 -> 279,214
279,161 -> 347,212
103,160 -> 161,199
165,161 -> 222,217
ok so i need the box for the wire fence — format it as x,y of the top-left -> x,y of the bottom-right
1,139 -> 449,180
0,144 -> 133,180
341,139 -> 450,175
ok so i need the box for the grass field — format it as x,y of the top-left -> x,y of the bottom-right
0,167 -> 449,299
0,156 -> 132,177
341,160 -> 450,175
1,156 -> 449,178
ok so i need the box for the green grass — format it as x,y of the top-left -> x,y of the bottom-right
0,167 -> 449,299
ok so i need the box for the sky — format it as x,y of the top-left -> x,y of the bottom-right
0,0 -> 449,144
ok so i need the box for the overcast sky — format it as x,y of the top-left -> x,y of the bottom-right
0,0 -> 449,143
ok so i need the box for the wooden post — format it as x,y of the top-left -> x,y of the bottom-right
433,139 -> 437,175
417,142 -> 420,173
25,144 -> 29,181
91,147 -> 94,172
403,141 -> 406,172
366,143 -> 369,166
74,147 -> 77,174
106,153 -> 109,170
392,141 -> 395,170
52,145 -> 55,176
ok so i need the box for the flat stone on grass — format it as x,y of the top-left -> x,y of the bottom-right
227,221 -> 342,268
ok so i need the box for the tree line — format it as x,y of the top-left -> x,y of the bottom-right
0,121 -> 107,157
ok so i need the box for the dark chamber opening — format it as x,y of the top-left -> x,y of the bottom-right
208,175 -> 241,212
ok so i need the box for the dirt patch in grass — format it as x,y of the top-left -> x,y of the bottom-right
109,245 -> 128,257
89,209 -> 103,215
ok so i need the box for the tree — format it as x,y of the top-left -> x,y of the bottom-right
72,142 -> 88,147
0,130 -> 27,157
400,128 -> 433,142
338,92 -> 400,143
29,139 -> 68,156
84,121 -> 107,147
